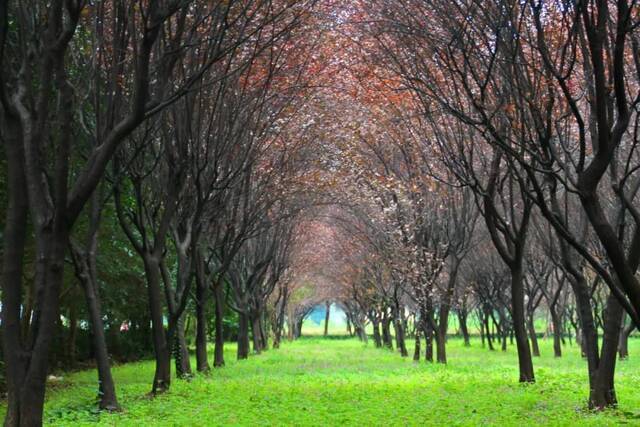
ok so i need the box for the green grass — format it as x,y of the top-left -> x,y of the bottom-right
4,337 -> 640,426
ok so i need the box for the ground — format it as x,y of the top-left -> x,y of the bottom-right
5,337 -> 640,426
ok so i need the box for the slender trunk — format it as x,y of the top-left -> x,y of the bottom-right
323,302 -> 331,336
195,269 -> 209,372
83,277 -> 119,410
424,308 -> 434,362
381,316 -> 393,350
437,259 -> 459,364
372,318 -> 382,348
413,327 -> 421,361
273,291 -> 288,349
251,312 -> 263,354
459,311 -> 470,347
143,255 -> 171,393
237,312 -> 250,360
173,315 -> 191,378
590,294 -> 623,409
395,317 -> 408,357
213,282 -> 225,367
550,310 -> 563,358
259,312 -> 269,351
69,191 -> 120,410
527,315 -> 540,357
617,316 -> 634,360
570,276 -> 600,393
511,264 -> 535,382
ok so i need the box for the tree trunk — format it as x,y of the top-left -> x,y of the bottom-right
213,282 -> 225,367
173,315 -> 191,378
323,302 -> 330,336
413,327 -> 421,361
550,310 -> 563,358
424,309 -> 434,362
237,312 -> 250,360
617,317 -> 634,360
589,294 -> 623,409
459,310 -> 471,347
251,312 -> 263,354
143,255 -> 171,393
372,318 -> 382,348
395,318 -> 408,357
195,268 -> 209,372
68,190 -> 120,411
436,259 -> 459,363
381,316 -> 393,350
511,264 -> 535,382
8,226 -> 68,426
81,273 -> 120,410
527,315 -> 540,357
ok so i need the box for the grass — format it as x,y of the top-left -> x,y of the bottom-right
4,337 -> 640,426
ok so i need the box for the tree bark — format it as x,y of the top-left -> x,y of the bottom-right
436,258 -> 460,363
195,264 -> 209,372
589,294 -> 623,409
372,318 -> 382,348
511,264 -> 535,382
213,282 -> 225,367
618,320 -> 634,360
251,312 -> 263,354
527,315 -> 540,357
173,315 -> 191,378
323,302 -> 331,336
142,255 -> 171,393
237,312 -> 250,360
550,310 -> 563,358
381,315 -> 393,350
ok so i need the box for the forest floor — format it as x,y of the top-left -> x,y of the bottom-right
5,337 -> 640,426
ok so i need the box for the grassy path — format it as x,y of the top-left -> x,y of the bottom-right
7,337 -> 640,426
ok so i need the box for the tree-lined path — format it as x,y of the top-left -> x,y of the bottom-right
3,0 -> 640,425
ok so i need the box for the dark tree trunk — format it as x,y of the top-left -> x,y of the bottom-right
550,310 -> 563,358
143,256 -> 171,393
436,259 -> 459,363
424,308 -> 434,362
195,264 -> 209,372
459,310 -> 470,347
511,264 -> 535,382
527,315 -> 540,357
9,226 -> 69,426
173,315 -> 191,378
617,317 -> 634,360
272,289 -> 287,349
259,313 -> 269,351
81,273 -> 120,410
372,318 -> 382,348
413,327 -> 421,361
251,312 -> 263,354
323,302 -> 330,336
69,191 -> 120,411
589,294 -> 623,409
213,282 -> 225,367
394,317 -> 408,357
381,316 -> 393,350
346,317 -> 353,336
237,312 -> 250,360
